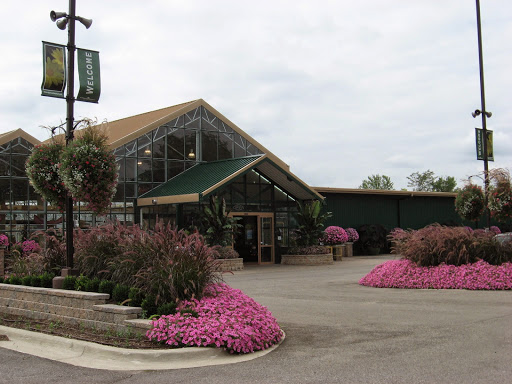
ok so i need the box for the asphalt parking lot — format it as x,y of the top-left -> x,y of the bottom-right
1,255 -> 511,384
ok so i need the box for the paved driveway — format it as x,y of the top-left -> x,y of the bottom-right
1,255 -> 511,384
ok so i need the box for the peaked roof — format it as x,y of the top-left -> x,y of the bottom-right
139,155 -> 324,206
0,129 -> 41,147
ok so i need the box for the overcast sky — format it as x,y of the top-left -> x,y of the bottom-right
1,1 -> 511,190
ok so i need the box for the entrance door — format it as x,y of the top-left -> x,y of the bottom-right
233,213 -> 274,264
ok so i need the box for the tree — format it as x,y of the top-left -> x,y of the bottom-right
407,170 -> 435,191
407,170 -> 457,192
359,174 -> 394,190
432,176 -> 458,192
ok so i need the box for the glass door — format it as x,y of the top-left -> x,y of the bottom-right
259,216 -> 274,263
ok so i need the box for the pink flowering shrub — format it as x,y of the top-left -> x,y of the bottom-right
321,226 -> 348,245
147,283 -> 283,354
0,234 -> 8,247
345,228 -> 359,242
359,259 -> 512,290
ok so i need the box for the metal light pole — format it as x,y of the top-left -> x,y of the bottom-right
50,0 -> 92,273
473,0 -> 492,228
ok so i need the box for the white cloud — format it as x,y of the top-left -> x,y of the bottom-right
1,0 -> 511,190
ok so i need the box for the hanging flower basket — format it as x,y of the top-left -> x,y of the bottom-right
25,141 -> 67,211
59,127 -> 118,215
455,183 -> 485,222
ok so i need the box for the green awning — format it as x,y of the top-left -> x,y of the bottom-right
138,154 -> 324,206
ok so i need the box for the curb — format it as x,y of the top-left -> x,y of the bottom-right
0,325 -> 285,371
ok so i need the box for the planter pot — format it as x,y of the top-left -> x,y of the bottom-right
345,242 -> 353,257
281,253 -> 333,266
215,258 -> 244,272
333,244 -> 345,261
0,248 -> 4,277
367,247 -> 381,255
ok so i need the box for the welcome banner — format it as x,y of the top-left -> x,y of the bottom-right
41,41 -> 66,98
77,48 -> 101,103
475,128 -> 494,161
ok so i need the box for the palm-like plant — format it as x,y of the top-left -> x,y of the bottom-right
202,195 -> 241,246
294,200 -> 331,246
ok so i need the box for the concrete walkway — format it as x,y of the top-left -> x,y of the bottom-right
1,255 -> 512,384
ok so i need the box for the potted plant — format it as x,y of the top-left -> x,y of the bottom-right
321,226 -> 348,261
487,169 -> 512,225
344,228 -> 359,257
281,201 -> 333,265
357,224 -> 387,255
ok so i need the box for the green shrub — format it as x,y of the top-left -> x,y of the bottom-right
40,272 -> 54,288
74,276 -> 90,291
128,287 -> 144,307
30,275 -> 42,287
141,295 -> 158,317
62,276 -> 77,290
98,280 -> 115,296
0,276 -> 4,284
9,276 -> 22,285
156,302 -> 177,316
2,277 -> 9,284
85,277 -> 101,292
21,275 -> 32,286
112,284 -> 130,303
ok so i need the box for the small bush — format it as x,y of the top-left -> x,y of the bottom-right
112,284 -> 130,303
21,275 -> 32,286
141,295 -> 158,317
128,287 -> 144,307
9,276 -> 22,285
40,272 -> 55,288
85,277 -> 101,292
30,275 -> 42,287
157,302 -> 177,316
74,276 -> 90,291
62,276 -> 77,290
0,276 -> 3,284
2,277 -> 9,284
98,280 -> 115,296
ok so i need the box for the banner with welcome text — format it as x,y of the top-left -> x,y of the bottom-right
77,48 -> 101,103
41,41 -> 67,98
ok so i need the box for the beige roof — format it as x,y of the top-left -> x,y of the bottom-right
0,129 -> 41,147
45,99 -> 291,172
313,186 -> 457,198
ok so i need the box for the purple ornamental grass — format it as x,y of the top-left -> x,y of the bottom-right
147,283 -> 283,354
359,259 -> 512,290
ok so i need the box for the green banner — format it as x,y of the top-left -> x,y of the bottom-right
77,48 -> 101,103
475,128 -> 494,161
41,41 -> 66,98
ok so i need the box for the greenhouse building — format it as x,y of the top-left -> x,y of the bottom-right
0,99 -> 324,264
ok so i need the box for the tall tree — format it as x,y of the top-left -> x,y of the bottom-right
407,170 -> 435,191
407,170 -> 458,192
359,174 -> 394,190
432,176 -> 458,192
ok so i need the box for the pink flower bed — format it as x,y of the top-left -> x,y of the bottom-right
147,283 -> 283,353
359,259 -> 512,290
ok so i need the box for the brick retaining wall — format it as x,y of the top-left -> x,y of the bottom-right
216,258 -> 244,271
281,253 -> 333,265
0,284 -> 151,335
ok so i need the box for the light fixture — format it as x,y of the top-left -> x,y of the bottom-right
152,199 -> 157,205
144,148 -> 151,155
137,160 -> 142,165
188,149 -> 196,159
50,10 -> 92,30
472,109 -> 492,118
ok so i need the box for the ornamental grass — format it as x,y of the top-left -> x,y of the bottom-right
147,283 -> 283,354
